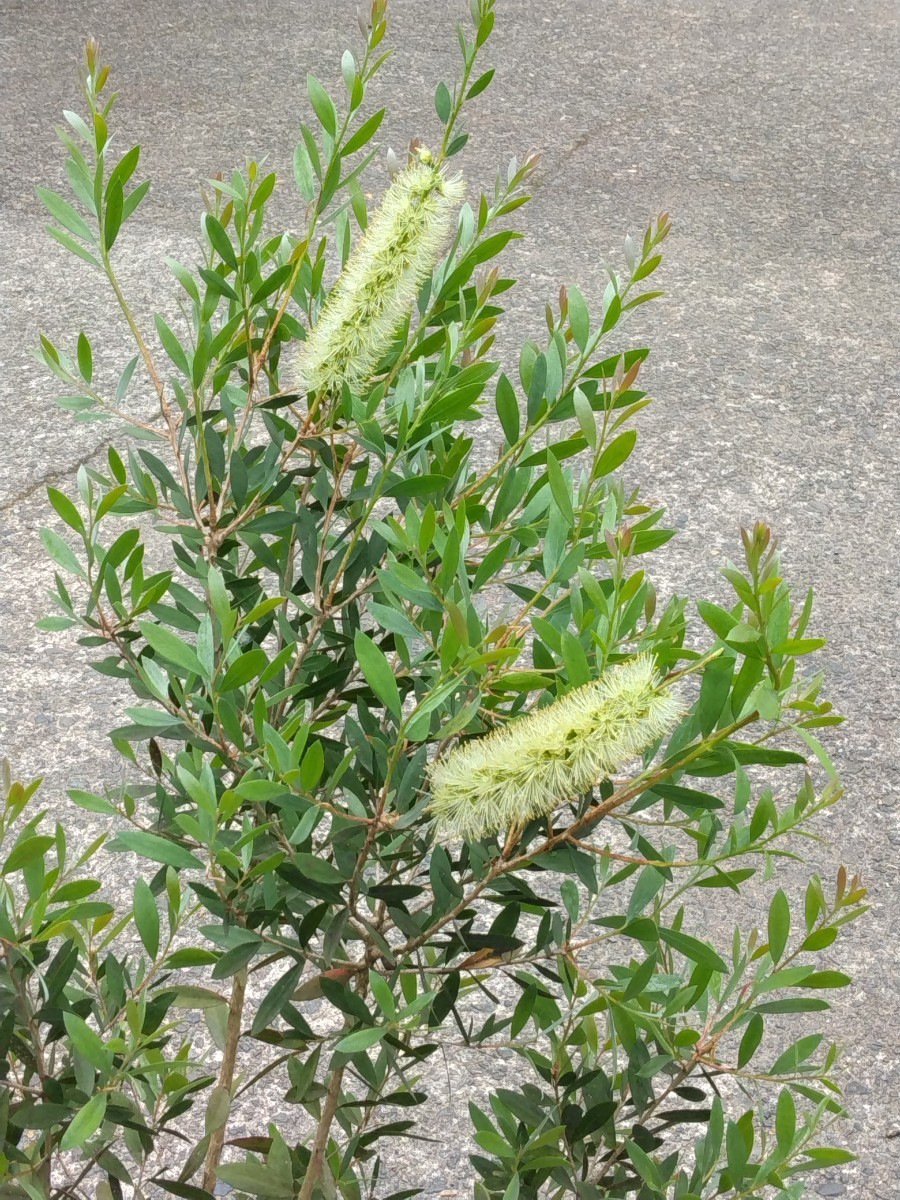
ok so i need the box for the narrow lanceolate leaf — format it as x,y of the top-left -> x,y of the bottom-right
307,73 -> 337,136
133,876 -> 160,957
336,1026 -> 385,1053
47,226 -> 102,268
36,187 -> 94,242
767,887 -> 790,962
60,1093 -> 107,1150
62,1012 -> 108,1070
139,620 -> 205,677
775,1087 -> 796,1153
108,830 -> 203,871
41,528 -> 85,576
567,284 -> 590,351
48,487 -> 85,534
154,314 -> 191,376
659,927 -> 729,974
354,630 -> 402,719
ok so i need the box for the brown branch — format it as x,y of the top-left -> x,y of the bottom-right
201,971 -> 247,1191
298,1064 -> 345,1200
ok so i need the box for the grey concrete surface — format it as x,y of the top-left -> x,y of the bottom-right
1,0 -> 899,1195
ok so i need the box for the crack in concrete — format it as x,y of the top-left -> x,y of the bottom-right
0,440 -> 111,515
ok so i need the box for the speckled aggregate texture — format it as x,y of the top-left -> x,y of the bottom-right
1,0 -> 898,1195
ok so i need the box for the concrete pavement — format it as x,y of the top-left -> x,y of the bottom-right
1,0 -> 898,1193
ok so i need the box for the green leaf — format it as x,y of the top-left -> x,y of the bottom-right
3,835 -> 54,874
48,486 -> 84,534
205,1086 -> 231,1136
500,1178 -> 520,1200
627,867 -> 664,921
133,877 -> 160,957
169,985 -> 229,1010
466,68 -> 495,100
434,81 -> 452,124
368,971 -> 398,1020
546,453 -> 574,524
215,1161 -> 291,1199
354,630 -> 402,719
567,285 -> 590,351
802,970 -> 851,988
139,619 -> 205,677
728,742 -> 806,768
62,1012 -> 109,1070
154,314 -> 191,376
658,927 -> 728,973
560,632 -> 590,689
108,144 -> 141,194
104,177 -> 124,250
41,528 -> 84,576
596,429 -> 636,477
307,73 -> 337,137
203,214 -> 238,270
47,226 -> 102,268
298,741 -> 325,791
772,637 -> 826,655
573,386 -> 597,448
624,1139 -> 663,1190
289,853 -> 345,888
385,474 -> 451,498
122,178 -> 151,221
724,622 -> 761,649
633,254 -> 662,283
475,1130 -> 512,1158
737,1013 -> 763,1068
495,373 -> 520,444
212,940 -> 261,980
199,266 -> 239,302
652,783 -> 724,814
767,888 -> 790,962
67,788 -> 119,815
221,648 -> 268,691
76,331 -> 93,382
775,1087 -> 796,1153
249,171 -> 277,213
337,1026 -> 385,1053
207,566 -> 235,646
694,655 -> 733,735
250,960 -> 307,1036
108,830 -> 203,871
601,292 -> 622,333
770,1033 -> 823,1074
697,600 -> 737,640
786,1147 -> 856,1173
341,108 -> 385,157
60,1093 -> 107,1151
36,186 -> 94,242
129,703 -> 182,730
36,615 -> 76,631
293,142 -> 316,202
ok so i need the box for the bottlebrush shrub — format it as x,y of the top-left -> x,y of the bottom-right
21,3 -> 865,1198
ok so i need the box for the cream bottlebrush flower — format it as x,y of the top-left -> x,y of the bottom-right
294,151 -> 465,395
428,655 -> 684,843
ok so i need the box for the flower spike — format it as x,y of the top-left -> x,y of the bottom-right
294,149 -> 465,396
427,655 -> 684,843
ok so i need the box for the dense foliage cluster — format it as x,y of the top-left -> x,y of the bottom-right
2,4 -> 864,1198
